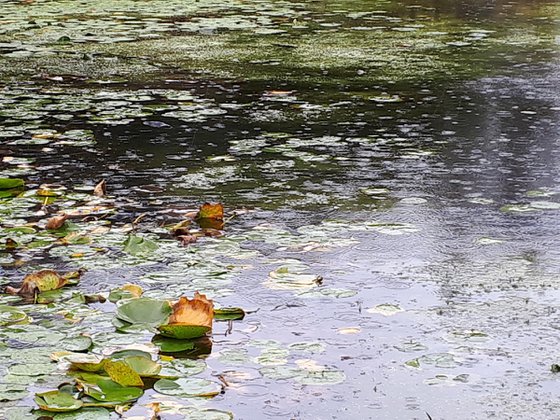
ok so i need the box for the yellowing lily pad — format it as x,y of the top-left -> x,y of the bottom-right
103,360 -> 144,387
6,270 -> 68,297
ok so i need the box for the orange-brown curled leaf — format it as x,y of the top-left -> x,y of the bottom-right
168,292 -> 214,329
46,214 -> 68,230
93,179 -> 106,197
197,203 -> 224,220
6,270 -> 68,297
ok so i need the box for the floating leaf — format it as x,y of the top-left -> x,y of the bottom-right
123,235 -> 159,256
116,298 -> 172,326
108,284 -> 143,302
82,379 -> 143,405
34,390 -> 83,412
0,178 -> 24,190
0,305 -> 29,326
60,335 -> 93,352
46,214 -> 68,230
93,180 -> 107,197
103,360 -> 144,387
61,353 -> 105,372
157,293 -> 213,339
214,307 -> 245,321
152,336 -> 196,353
367,303 -> 403,316
197,203 -> 224,220
153,378 -> 222,398
178,407 -> 234,419
0,384 -> 28,401
5,270 -> 68,297
157,324 -> 211,340
122,356 -> 161,377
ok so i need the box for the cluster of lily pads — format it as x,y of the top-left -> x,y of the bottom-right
0,176 -> 251,417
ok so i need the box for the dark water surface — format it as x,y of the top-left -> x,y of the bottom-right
1,0 -> 560,419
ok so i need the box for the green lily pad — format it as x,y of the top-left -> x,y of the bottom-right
178,407 -> 234,420
152,335 -> 196,353
214,307 -> 246,321
49,407 -> 111,419
0,178 -> 24,190
153,378 -> 222,398
108,349 -> 153,361
116,298 -> 171,326
123,235 -> 159,256
0,305 -> 29,326
60,335 -> 92,352
34,390 -> 83,412
122,356 -> 161,377
157,324 -> 211,340
9,363 -> 57,377
0,384 -> 29,401
82,379 -> 143,405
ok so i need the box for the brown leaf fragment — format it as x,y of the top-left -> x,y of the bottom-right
178,235 -> 198,246
46,214 -> 68,230
93,179 -> 106,197
5,238 -> 18,250
197,203 -> 224,220
168,292 -> 214,329
201,228 -> 223,237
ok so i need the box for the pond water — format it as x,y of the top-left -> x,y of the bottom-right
1,0 -> 560,419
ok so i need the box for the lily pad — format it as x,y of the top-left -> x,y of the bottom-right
0,178 -> 24,190
214,307 -> 246,321
153,378 -> 222,398
83,379 -> 143,404
0,305 -> 29,326
122,356 -> 162,377
103,360 -> 144,387
152,335 -> 196,353
157,324 -> 211,340
116,298 -> 172,326
61,353 -> 105,372
123,235 -> 159,256
0,384 -> 29,401
34,390 -> 83,412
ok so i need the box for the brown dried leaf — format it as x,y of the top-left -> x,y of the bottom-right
178,235 -> 198,246
93,179 -> 106,197
45,214 -> 68,230
168,292 -> 214,329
